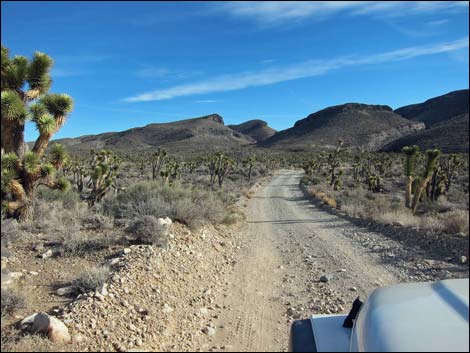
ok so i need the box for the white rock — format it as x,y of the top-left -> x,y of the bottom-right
106,258 -> 121,267
122,248 -> 132,255
162,304 -> 173,314
31,312 -> 71,343
56,286 -> 75,296
9,272 -> 23,280
202,326 -> 216,336
29,271 -> 39,276
41,249 -> 53,259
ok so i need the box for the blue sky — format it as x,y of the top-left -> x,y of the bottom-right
1,1 -> 469,141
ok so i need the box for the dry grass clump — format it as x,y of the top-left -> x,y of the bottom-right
73,266 -> 110,294
103,181 -> 229,228
1,332 -> 60,352
441,209 -> 469,235
1,287 -> 27,318
308,187 -> 338,208
125,215 -> 169,246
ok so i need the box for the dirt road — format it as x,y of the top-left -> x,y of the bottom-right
208,170 -> 457,352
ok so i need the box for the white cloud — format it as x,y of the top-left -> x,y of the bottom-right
123,37 -> 469,102
214,1 -> 468,25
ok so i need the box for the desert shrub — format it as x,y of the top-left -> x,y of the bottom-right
216,191 -> 238,207
1,218 -> 20,248
103,181 -> 228,228
419,215 -> 445,233
442,209 -> 469,235
81,211 -> 113,230
36,186 -> 80,210
1,288 -> 26,318
125,215 -> 168,246
60,230 -> 87,256
73,266 -> 110,294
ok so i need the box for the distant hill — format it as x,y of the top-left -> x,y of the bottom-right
381,113 -> 469,153
395,89 -> 469,127
260,103 -> 425,151
51,114 -> 255,154
228,120 -> 276,142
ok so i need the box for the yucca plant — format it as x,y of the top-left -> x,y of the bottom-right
151,148 -> 167,180
208,152 -> 235,188
244,156 -> 256,181
402,145 -> 420,209
1,45 -> 73,221
87,150 -> 119,206
411,149 -> 441,214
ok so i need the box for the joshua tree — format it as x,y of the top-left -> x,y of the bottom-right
208,152 -> 234,188
87,150 -> 119,206
327,139 -> 344,188
402,145 -> 420,209
410,149 -> 441,214
160,157 -> 180,185
1,45 -> 73,220
50,143 -> 69,171
244,156 -> 256,181
151,148 -> 167,180
440,154 -> 462,192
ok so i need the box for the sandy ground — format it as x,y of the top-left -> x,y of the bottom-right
206,170 -> 467,352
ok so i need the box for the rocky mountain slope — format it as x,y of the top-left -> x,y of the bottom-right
382,112 -> 469,153
228,119 -> 276,143
386,89 -> 470,153
395,89 -> 469,127
260,103 -> 425,151
52,114 -> 255,154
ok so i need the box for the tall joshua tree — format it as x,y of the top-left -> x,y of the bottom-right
402,145 -> 419,209
1,45 -> 73,220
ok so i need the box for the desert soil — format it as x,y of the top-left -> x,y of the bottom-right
3,170 -> 467,352
204,170 -> 468,352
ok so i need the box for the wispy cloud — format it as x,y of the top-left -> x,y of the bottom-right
136,65 -> 204,80
52,68 -> 89,78
123,37 -> 469,103
194,99 -> 218,103
426,19 -> 450,26
213,1 -> 468,25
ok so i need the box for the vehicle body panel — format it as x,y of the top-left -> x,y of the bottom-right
291,279 -> 469,352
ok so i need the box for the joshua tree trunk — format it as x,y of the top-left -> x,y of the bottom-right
1,118 -> 26,157
405,176 -> 414,208
32,132 -> 53,156
411,177 -> 430,214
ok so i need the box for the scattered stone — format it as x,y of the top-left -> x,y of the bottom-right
122,248 -> 132,255
460,256 -> 467,264
41,249 -> 53,259
202,326 -> 216,336
349,287 -> 357,292
72,333 -> 84,344
32,243 -> 44,252
162,304 -> 174,314
29,271 -> 39,276
8,272 -> 23,280
439,270 -> 452,280
320,274 -> 332,283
